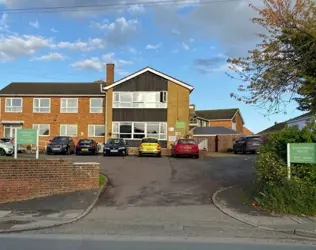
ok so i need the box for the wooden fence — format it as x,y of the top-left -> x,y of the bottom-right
193,134 -> 240,152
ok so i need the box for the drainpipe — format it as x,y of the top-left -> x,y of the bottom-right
100,84 -> 107,144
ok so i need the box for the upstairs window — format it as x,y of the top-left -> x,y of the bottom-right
61,98 -> 78,113
33,98 -> 50,113
5,98 -> 22,112
90,98 -> 103,113
113,92 -> 167,108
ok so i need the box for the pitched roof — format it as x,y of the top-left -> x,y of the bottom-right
193,126 -> 239,135
0,82 -> 103,96
243,127 -> 254,135
195,108 -> 239,120
103,67 -> 194,92
258,112 -> 313,134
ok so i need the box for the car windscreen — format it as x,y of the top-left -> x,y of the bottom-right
178,139 -> 196,145
141,138 -> 158,143
51,137 -> 68,142
0,138 -> 10,143
246,137 -> 262,142
79,139 -> 93,144
107,139 -> 124,145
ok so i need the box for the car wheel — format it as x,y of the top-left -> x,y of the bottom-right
65,147 -> 70,155
0,148 -> 6,156
46,151 -> 51,155
233,149 -> 238,154
194,155 -> 199,159
138,153 -> 142,157
103,153 -> 107,156
241,147 -> 246,154
157,153 -> 161,157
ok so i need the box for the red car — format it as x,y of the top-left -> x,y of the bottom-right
171,139 -> 199,158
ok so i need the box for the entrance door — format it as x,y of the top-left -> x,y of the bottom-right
4,125 -> 22,138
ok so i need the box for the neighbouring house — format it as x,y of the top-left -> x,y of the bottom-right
243,127 -> 254,135
0,64 -> 194,149
190,107 -> 245,133
258,112 -> 314,135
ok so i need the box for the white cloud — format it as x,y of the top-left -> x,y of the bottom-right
182,42 -> 189,50
0,13 -> 9,32
71,53 -> 133,72
31,52 -> 66,61
0,34 -> 51,61
128,4 -> 145,14
51,38 -> 105,52
29,20 -> 39,29
145,43 -> 161,50
50,28 -> 58,33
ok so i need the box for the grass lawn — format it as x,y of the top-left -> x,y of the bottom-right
99,174 -> 108,186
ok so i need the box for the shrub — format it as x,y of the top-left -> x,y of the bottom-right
255,124 -> 316,215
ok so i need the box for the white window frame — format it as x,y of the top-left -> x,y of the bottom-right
112,122 -> 167,140
5,98 -> 23,112
88,125 -> 105,137
90,98 -> 103,113
32,124 -> 50,136
60,98 -> 78,113
113,92 -> 168,109
60,124 -> 78,136
33,98 -> 51,113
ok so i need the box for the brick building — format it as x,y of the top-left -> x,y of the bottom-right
0,64 -> 194,149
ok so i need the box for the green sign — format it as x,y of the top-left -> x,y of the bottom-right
176,121 -> 186,129
289,143 -> 316,164
17,129 -> 37,144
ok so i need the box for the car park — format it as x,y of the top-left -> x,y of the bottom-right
75,139 -> 98,155
46,136 -> 75,155
0,140 -> 14,156
233,135 -> 263,154
138,137 -> 161,157
171,139 -> 199,158
103,138 -> 128,156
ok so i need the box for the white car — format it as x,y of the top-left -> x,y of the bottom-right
0,140 -> 14,156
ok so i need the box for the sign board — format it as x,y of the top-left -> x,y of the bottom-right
168,136 -> 177,142
289,143 -> 316,164
17,129 -> 37,144
176,121 -> 186,129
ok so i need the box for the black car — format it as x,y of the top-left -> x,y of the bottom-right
103,138 -> 128,156
46,136 -> 75,155
76,139 -> 98,155
233,136 -> 263,154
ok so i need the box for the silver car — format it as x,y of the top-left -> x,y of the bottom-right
0,140 -> 14,156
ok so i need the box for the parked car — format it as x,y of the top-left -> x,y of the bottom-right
0,140 -> 14,156
0,137 -> 26,152
46,136 -> 75,155
138,137 -> 161,157
75,139 -> 98,155
103,138 -> 128,156
171,139 -> 199,158
233,136 -> 263,154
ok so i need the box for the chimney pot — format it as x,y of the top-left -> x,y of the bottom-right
106,64 -> 115,86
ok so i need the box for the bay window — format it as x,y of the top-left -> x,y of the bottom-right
112,122 -> 167,140
113,91 -> 167,108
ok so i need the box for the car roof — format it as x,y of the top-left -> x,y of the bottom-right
142,137 -> 159,140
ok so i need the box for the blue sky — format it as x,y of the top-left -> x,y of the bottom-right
0,0 -> 305,133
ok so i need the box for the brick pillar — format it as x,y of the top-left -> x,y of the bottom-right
106,64 -> 115,85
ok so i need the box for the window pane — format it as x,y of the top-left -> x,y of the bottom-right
112,133 -> 119,138
160,123 -> 167,134
160,134 -> 167,140
88,126 -> 94,136
120,134 -> 132,139
95,126 -> 105,136
120,93 -> 132,102
41,99 -> 50,107
147,123 -> 159,134
113,123 -> 119,133
114,92 -> 120,102
61,99 -> 67,107
134,134 -> 145,139
120,123 -> 132,133
67,99 -> 77,107
134,123 -> 145,133
120,102 -> 133,108
147,134 -> 159,139
34,99 -> 39,107
39,125 -> 49,136
6,99 -> 11,106
91,98 -> 102,107
12,99 -> 21,106
60,125 -> 66,135
67,125 -> 77,136
133,93 -> 143,102
4,127 -> 10,137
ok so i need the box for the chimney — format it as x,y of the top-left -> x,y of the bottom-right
189,104 -> 196,114
106,63 -> 115,86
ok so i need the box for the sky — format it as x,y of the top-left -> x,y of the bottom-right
0,0 -> 305,133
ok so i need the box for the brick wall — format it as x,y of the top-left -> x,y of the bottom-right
0,159 -> 99,203
0,96 -> 106,145
234,111 -> 244,133
167,81 -> 190,148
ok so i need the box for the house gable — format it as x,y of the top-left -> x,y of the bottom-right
103,67 -> 194,92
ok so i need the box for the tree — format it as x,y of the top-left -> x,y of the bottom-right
227,0 -> 316,114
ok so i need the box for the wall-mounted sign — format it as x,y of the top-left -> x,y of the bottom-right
176,121 -> 186,129
168,127 -> 174,132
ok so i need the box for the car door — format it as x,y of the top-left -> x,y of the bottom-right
238,137 -> 246,151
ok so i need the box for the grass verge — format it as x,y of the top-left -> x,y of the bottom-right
99,174 -> 108,187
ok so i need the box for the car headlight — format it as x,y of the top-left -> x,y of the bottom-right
62,145 -> 68,148
104,147 -> 110,150
119,147 -> 126,150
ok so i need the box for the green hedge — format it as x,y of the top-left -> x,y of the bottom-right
255,123 -> 316,215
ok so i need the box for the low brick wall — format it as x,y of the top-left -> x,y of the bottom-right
0,159 -> 99,204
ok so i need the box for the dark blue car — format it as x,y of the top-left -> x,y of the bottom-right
103,138 -> 128,156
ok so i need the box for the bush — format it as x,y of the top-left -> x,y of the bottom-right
255,124 -> 316,215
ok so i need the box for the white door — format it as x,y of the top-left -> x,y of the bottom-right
4,125 -> 21,138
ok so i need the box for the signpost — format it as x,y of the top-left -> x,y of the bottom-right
15,129 -> 39,159
287,143 -> 316,180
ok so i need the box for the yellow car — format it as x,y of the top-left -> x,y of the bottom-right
138,137 -> 161,157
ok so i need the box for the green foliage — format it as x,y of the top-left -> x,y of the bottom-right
99,174 -> 106,186
255,125 -> 316,215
